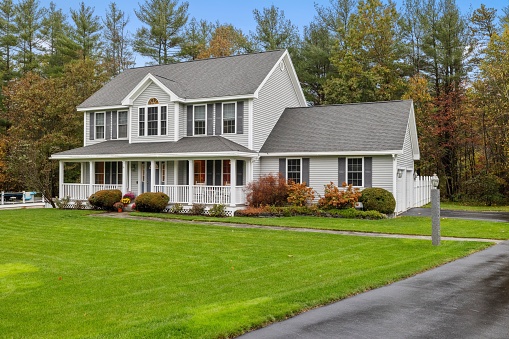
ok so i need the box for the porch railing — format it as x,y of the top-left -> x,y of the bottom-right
61,184 -> 122,200
62,183 -> 246,205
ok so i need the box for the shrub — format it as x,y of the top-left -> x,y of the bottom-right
234,206 -> 268,217
318,182 -> 361,209
209,204 -> 226,217
245,173 -> 288,207
190,203 -> 205,215
359,187 -> 396,215
88,189 -> 122,210
287,181 -> 315,206
170,203 -> 183,214
54,196 -> 70,209
326,208 -> 386,220
135,192 -> 169,212
461,173 -> 506,206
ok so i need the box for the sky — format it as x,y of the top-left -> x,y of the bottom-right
38,0 -> 508,66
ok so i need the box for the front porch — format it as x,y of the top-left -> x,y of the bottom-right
59,159 -> 249,206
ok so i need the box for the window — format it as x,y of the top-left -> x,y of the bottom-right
95,112 -> 105,139
347,158 -> 363,187
147,106 -> 158,136
223,160 -> 231,185
287,159 -> 301,183
139,108 -> 145,136
160,106 -> 167,135
223,102 -> 236,134
194,160 -> 205,184
94,161 -> 122,185
118,111 -> 128,138
194,105 -> 206,135
138,105 -> 167,136
148,97 -> 159,105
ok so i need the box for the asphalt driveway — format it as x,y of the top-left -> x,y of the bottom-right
239,241 -> 509,339
401,207 -> 509,222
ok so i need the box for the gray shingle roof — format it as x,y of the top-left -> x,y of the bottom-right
78,50 -> 286,109
260,100 -> 412,153
51,137 -> 254,159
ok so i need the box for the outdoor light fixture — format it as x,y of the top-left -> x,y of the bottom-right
397,168 -> 404,178
431,173 -> 439,189
413,172 -> 418,180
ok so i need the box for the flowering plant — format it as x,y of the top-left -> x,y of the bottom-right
121,197 -> 131,204
123,192 -> 136,200
113,202 -> 124,210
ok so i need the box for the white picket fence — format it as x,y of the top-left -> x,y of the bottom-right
414,176 -> 432,207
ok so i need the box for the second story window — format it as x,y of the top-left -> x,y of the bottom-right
118,111 -> 128,138
139,108 -> 145,136
223,102 -> 236,134
147,106 -> 158,136
194,105 -> 206,135
95,112 -> 105,139
161,106 -> 167,135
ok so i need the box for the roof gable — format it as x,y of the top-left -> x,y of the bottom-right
78,50 -> 287,110
260,100 -> 415,154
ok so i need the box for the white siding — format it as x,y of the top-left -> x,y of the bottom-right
253,59 -> 302,151
259,157 -> 280,177
179,103 -> 186,139
221,101 -> 249,148
372,156 -> 394,193
131,82 -> 174,143
397,125 -> 414,170
308,157 -> 338,198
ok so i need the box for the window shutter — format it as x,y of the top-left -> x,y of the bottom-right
214,160 -> 222,185
112,111 -> 117,139
90,113 -> 95,140
215,103 -> 222,135
302,158 -> 310,186
187,106 -> 193,136
206,160 -> 214,185
207,104 -> 214,135
236,160 -> 244,186
106,112 -> 111,140
338,157 -> 346,185
236,101 -> 244,134
364,157 -> 372,188
279,158 -> 286,179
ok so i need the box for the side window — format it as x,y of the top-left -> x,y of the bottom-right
347,158 -> 363,186
223,102 -> 236,134
139,108 -> 145,136
160,106 -> 167,135
287,159 -> 301,184
118,111 -> 128,138
194,105 -> 206,135
95,112 -> 105,139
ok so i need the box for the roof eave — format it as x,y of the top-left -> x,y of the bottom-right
51,151 -> 257,161
259,151 -> 404,157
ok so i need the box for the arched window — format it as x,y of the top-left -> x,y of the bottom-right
148,97 -> 159,105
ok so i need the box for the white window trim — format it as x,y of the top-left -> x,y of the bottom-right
138,104 -> 167,137
346,157 -> 364,188
95,112 -> 105,140
286,158 -> 302,184
222,101 -> 236,134
117,110 -> 128,139
193,104 -> 207,136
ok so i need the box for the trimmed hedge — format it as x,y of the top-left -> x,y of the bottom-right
233,206 -> 385,220
359,187 -> 396,214
135,192 -> 169,212
88,189 -> 122,210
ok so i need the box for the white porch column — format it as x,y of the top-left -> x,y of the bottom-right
247,159 -> 253,183
188,160 -> 194,205
122,161 -> 128,193
137,161 -> 142,194
80,163 -> 85,184
89,161 -> 94,198
174,161 -> 178,186
150,160 -> 156,192
59,161 -> 64,199
230,159 -> 236,207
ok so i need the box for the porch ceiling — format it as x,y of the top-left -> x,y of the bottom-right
50,136 -> 255,160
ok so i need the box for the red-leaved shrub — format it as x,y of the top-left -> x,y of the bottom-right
245,173 -> 288,207
318,182 -> 361,209
287,181 -> 315,206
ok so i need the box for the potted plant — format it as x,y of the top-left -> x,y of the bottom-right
113,202 -> 124,212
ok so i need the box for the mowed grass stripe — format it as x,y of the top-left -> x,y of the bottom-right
0,209 -> 491,338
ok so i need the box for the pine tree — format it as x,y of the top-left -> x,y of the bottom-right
14,0 -> 46,73
70,2 -> 102,60
103,2 -> 134,76
178,18 -> 214,61
0,0 -> 17,81
251,5 -> 299,51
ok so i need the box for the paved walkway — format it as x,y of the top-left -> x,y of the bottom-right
95,213 -> 502,243
239,240 -> 509,339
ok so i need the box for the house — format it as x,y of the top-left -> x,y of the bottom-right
51,49 -> 427,214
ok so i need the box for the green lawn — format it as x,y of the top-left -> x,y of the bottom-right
131,212 -> 509,240
0,209 -> 492,338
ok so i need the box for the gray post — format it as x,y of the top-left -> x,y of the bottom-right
1,191 -> 3,205
431,188 -> 441,246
